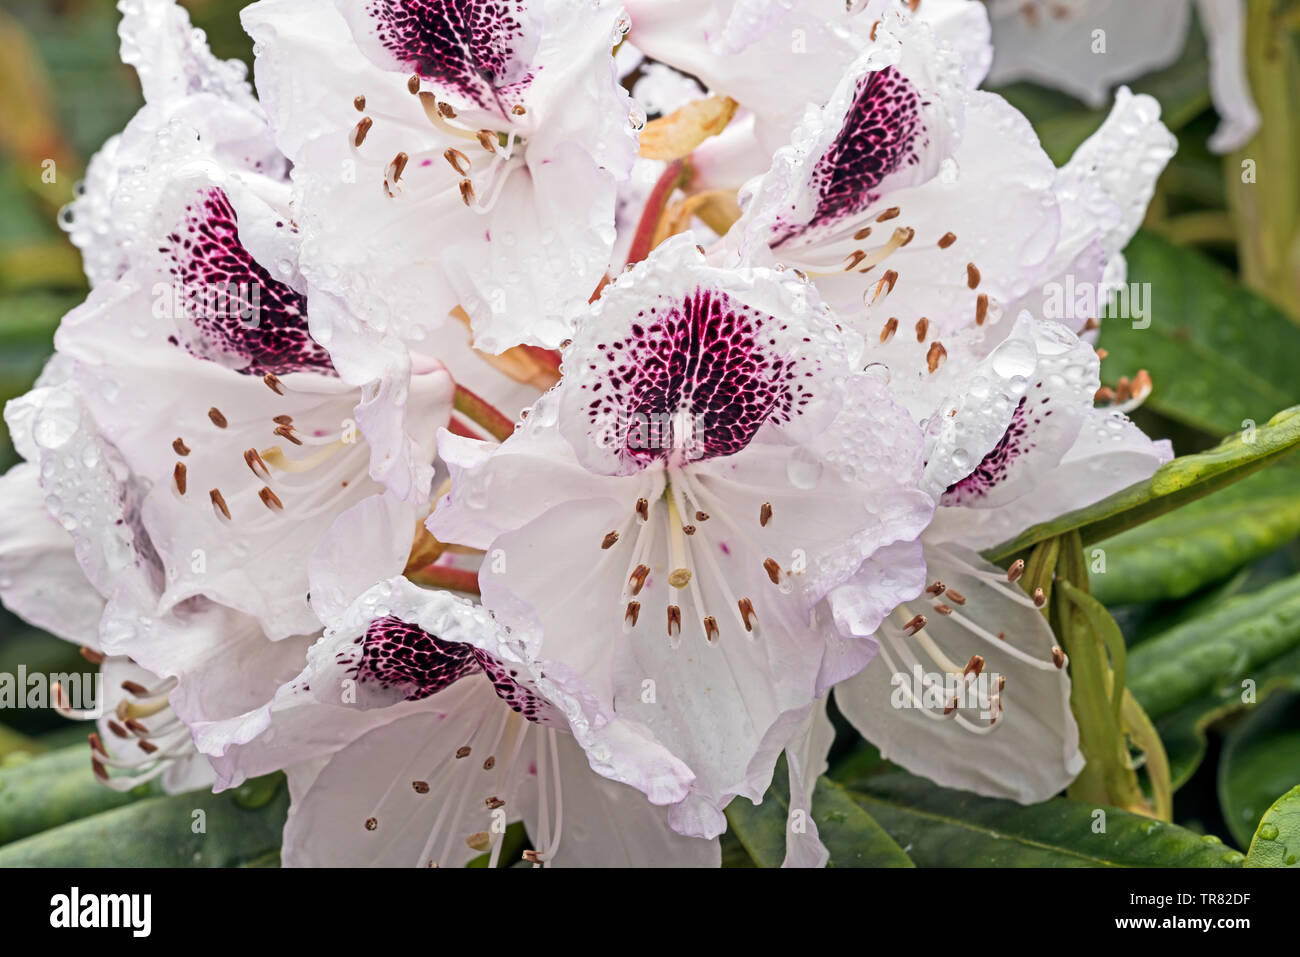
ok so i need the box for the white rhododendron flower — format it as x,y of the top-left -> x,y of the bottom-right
985,0 -> 1259,152
430,237 -> 934,836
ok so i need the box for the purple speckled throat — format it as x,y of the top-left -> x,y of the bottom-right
162,188 -> 335,378
364,0 -> 534,111
941,396 -> 1048,505
581,287 -> 818,469
775,66 -> 926,246
347,616 -> 559,724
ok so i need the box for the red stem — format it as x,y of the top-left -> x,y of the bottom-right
625,158 -> 689,267
406,563 -> 481,595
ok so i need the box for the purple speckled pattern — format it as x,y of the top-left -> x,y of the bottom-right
940,395 -> 1053,505
775,66 -> 926,246
344,616 -> 560,722
581,287 -> 818,468
161,188 -> 336,377
364,0 -> 533,111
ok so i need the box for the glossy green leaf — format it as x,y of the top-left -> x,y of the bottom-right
0,744 -> 156,845
1127,572 -> 1300,721
1090,460 -> 1300,605
983,404 -> 1300,565
1245,785 -> 1300,868
726,758 -> 912,868
0,774 -> 288,866
1218,692 -> 1300,848
850,773 -> 1244,867
1097,233 -> 1300,436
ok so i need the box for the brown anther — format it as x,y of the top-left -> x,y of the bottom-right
476,129 -> 498,152
88,732 -> 107,757
437,101 -> 456,118
455,745 -> 472,759
272,414 -> 294,426
511,104 -> 526,115
682,524 -> 696,536
120,680 -> 149,696
444,147 -> 470,174
624,600 -> 641,627
937,231 -> 957,249
1116,376 -> 1132,403
926,341 -> 947,373
412,781 -> 430,794
522,849 -> 542,863
245,448 -> 270,480
925,581 -> 946,596
759,501 -> 773,527
1006,559 -> 1025,582
208,407 -> 228,428
738,597 -> 757,632
854,226 -> 873,240
629,564 -> 650,595
107,719 -> 129,739
1094,386 -> 1116,403
1032,587 -> 1046,607
485,796 -> 505,810
998,675 -> 1007,691
124,717 -> 149,735
844,250 -> 868,271
259,486 -> 284,512
966,262 -> 981,289
353,116 -> 373,147
173,462 -> 187,495
934,603 -> 954,616
172,438 -> 190,456
1051,646 -> 1066,669
902,614 -> 927,637
635,497 -> 649,522
274,424 -> 303,446
1095,348 -> 1108,361
1133,369 -> 1152,397
945,588 -> 966,605
880,317 -> 898,343
667,604 -> 682,639
209,488 -> 231,520
894,226 -> 915,247
876,206 -> 901,222
943,696 -> 958,716
695,510 -> 709,521
601,530 -> 619,549
668,568 -> 692,589
365,817 -> 378,831
407,74 -> 421,94
964,654 -> 985,678
869,19 -> 880,40
1083,317 -> 1100,331
263,373 -> 284,395
138,739 -> 159,754
763,558 -> 781,585
975,292 -> 989,325
388,151 -> 409,184
353,94 -> 366,111
92,759 -> 109,782
703,616 -> 720,642
876,268 -> 899,292
482,756 -> 495,770
459,179 -> 475,206
79,645 -> 104,665
915,317 -> 930,342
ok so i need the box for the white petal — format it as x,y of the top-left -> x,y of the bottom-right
1195,0 -> 1260,152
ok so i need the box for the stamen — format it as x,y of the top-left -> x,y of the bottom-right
601,531 -> 619,549
880,317 -> 898,343
1032,587 -> 1046,607
938,231 -> 956,248
629,564 -> 650,595
703,616 -> 720,642
1006,559 -> 1025,582
273,424 -> 303,446
902,613 -> 927,636
737,597 -> 758,633
455,746 -> 472,759
667,605 -> 682,641
353,116 -> 373,148
459,179 -> 475,205
476,130 -> 498,153
354,95 -> 366,111
173,462 -> 187,495
244,448 -> 271,481
975,293 -> 989,325
945,588 -> 966,605
172,438 -> 190,456
966,263 -> 981,289
208,407 -> 228,428
759,501 -> 773,527
763,558 -> 781,585
636,498 -> 649,522
964,654 -> 985,677
695,510 -> 709,521
412,781 -> 430,793
934,603 -> 953,615
259,486 -> 284,512
854,226 -> 873,240
444,148 -> 471,174
876,206 -> 900,222
915,318 -> 929,342
925,581 -> 946,596
624,600 -> 641,629
1051,646 -> 1066,668
926,341 -> 947,373
407,74 -> 421,94
209,488 -> 231,520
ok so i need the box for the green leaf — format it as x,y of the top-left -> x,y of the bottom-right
1157,644 -> 1300,791
1097,233 -> 1300,436
983,404 -> 1300,565
1090,460 -> 1300,605
1127,572 -> 1300,722
726,757 -> 912,868
0,773 -> 288,866
1245,785 -> 1300,868
1218,692 -> 1300,849
0,744 -> 157,845
850,773 -> 1244,867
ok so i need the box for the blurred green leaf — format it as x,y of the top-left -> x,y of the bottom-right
0,744 -> 158,846
1090,460 -> 1300,605
0,773 -> 288,866
848,773 -> 1243,867
984,404 -> 1300,565
1218,692 -> 1300,848
1098,233 -> 1300,436
1245,785 -> 1300,867
726,757 -> 912,868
